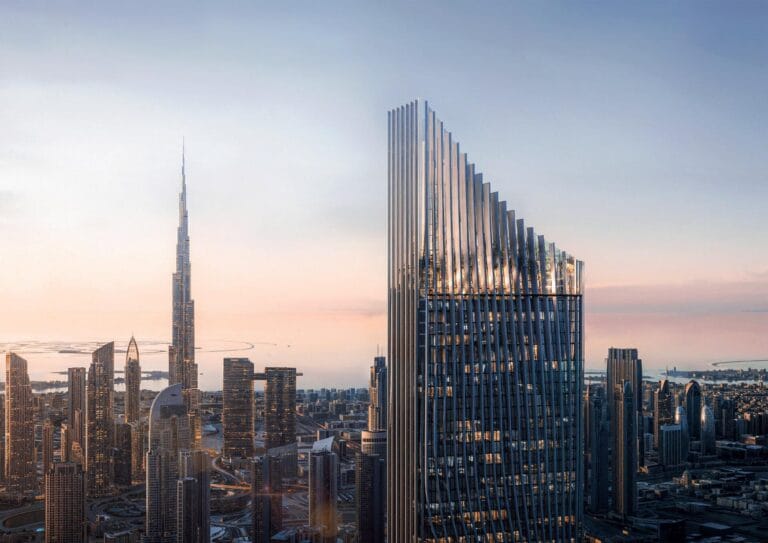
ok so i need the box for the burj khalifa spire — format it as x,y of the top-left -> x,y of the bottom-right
169,142 -> 201,446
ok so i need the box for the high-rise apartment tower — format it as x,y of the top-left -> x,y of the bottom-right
86,342 -> 115,497
222,358 -> 254,459
5,353 -> 36,495
67,367 -> 86,451
45,462 -> 87,543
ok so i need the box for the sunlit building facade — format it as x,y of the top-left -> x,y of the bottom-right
368,356 -> 387,432
170,149 -> 201,447
684,380 -> 702,440
67,367 -> 86,451
388,101 -> 584,542
125,336 -> 141,424
222,358 -> 254,459
5,353 -> 36,496
86,342 -> 115,497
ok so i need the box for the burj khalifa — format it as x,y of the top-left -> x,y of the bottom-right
169,145 -> 201,447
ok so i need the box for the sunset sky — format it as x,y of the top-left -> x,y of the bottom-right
2,2 -> 767,386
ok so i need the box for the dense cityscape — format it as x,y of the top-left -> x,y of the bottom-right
0,99 -> 766,543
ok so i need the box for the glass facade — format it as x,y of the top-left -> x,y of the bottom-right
388,101 -> 584,542
125,336 -> 141,424
223,357 -> 255,459
87,342 -> 115,497
170,148 -> 201,447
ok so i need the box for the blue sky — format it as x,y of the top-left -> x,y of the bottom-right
1,2 -> 766,385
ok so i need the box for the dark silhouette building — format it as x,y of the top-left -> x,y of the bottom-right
613,381 -> 637,517
252,455 -> 283,543
585,385 -> 609,513
356,451 -> 385,543
125,336 -> 141,424
654,379 -> 674,448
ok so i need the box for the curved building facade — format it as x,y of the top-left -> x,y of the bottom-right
684,380 -> 702,440
125,336 -> 141,424
674,406 -> 690,461
388,101 -> 584,542
701,405 -> 716,455
145,383 -> 191,543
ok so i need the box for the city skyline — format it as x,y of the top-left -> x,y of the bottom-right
0,5 -> 766,541
2,3 -> 767,385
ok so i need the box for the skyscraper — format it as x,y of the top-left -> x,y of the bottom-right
255,367 -> 301,477
222,358 -> 254,459
45,462 -> 87,543
176,477 -> 200,543
125,336 -> 141,424
5,353 -> 36,495
719,399 -> 736,440
0,393 -> 4,485
145,383 -> 191,543
252,455 -> 283,543
114,419 -> 133,486
606,348 -> 644,467
684,380 -> 702,440
43,419 -> 54,481
700,405 -> 716,455
359,355 -> 387,541
87,342 -> 115,497
585,385 -> 609,514
367,356 -> 386,432
388,101 -> 583,541
177,449 -> 210,543
674,406 -> 690,461
169,147 -> 201,447
309,449 -> 337,543
131,420 -> 147,482
356,452 -> 385,543
658,424 -> 684,467
613,381 -> 637,518
654,379 -> 674,449
61,422 -> 73,464
68,367 -> 86,450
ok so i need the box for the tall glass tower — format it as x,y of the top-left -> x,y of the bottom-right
170,146 -> 201,447
87,342 -> 115,497
388,101 -> 584,542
